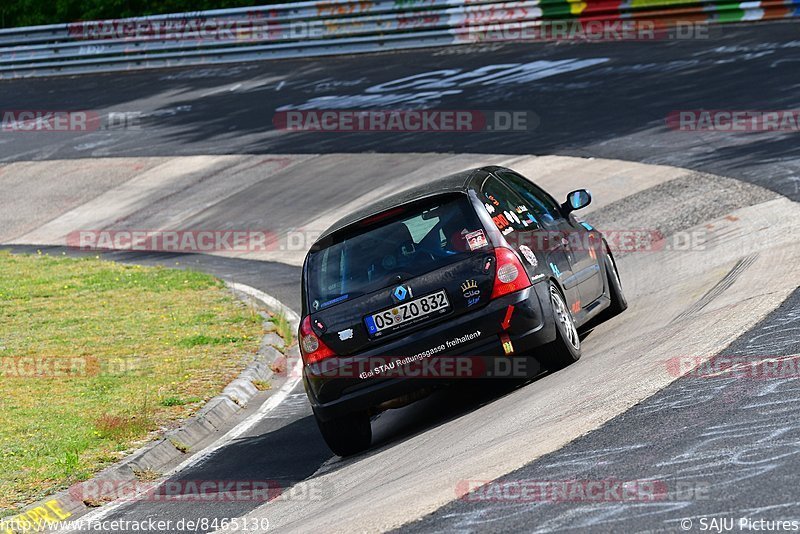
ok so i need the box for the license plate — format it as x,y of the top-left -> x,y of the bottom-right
365,290 -> 449,336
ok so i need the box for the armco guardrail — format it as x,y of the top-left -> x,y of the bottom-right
0,0 -> 798,78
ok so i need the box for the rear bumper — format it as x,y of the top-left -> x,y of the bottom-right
305,280 -> 557,421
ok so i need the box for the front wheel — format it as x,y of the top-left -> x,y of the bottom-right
545,282 -> 581,370
313,408 -> 372,457
598,242 -> 628,320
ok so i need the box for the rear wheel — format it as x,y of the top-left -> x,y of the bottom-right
313,409 -> 372,457
546,282 -> 581,369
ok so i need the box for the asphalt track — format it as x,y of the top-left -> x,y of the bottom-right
1,19 -> 799,534
0,21 -> 798,202
400,287 -> 800,533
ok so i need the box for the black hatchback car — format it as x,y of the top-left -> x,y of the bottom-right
299,166 -> 627,455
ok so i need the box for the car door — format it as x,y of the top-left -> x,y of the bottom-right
495,170 -> 604,308
478,174 -> 578,307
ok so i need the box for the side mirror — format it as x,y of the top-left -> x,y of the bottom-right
562,189 -> 591,213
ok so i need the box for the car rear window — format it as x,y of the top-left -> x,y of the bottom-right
306,194 -> 487,310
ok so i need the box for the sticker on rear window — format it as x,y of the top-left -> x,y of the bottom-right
465,229 -> 488,251
320,294 -> 349,309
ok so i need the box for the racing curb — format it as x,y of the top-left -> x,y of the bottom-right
2,282 -> 300,533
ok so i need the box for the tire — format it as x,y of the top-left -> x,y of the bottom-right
598,241 -> 628,320
545,282 -> 582,370
313,409 -> 372,457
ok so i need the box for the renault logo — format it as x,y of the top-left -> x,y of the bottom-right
393,285 -> 412,301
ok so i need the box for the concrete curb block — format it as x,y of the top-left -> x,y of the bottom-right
2,281 -> 297,533
195,396 -> 240,430
222,378 -> 260,407
260,332 -> 285,351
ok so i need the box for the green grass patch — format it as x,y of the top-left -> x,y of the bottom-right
269,312 -> 294,345
0,251 -> 262,512
177,334 -> 248,348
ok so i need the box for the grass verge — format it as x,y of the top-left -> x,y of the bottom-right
0,251 -> 263,514
269,311 -> 294,346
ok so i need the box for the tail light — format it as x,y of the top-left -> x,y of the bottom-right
490,247 -> 532,299
299,316 -> 336,365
